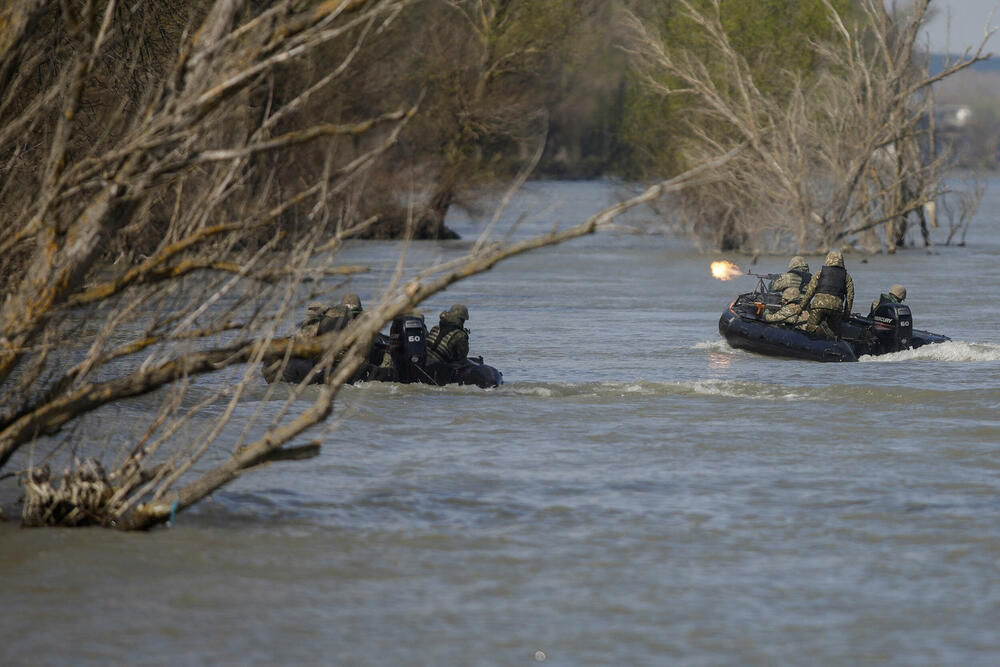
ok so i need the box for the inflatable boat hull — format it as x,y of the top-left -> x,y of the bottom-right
718,293 -> 949,362
719,308 -> 859,361
263,356 -> 502,388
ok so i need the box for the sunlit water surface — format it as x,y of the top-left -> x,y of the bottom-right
2,179 -> 1000,665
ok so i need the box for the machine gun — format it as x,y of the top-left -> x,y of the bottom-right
745,272 -> 781,297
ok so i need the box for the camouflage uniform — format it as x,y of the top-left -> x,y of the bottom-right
298,293 -> 363,338
264,294 -> 371,384
763,287 -> 805,325
321,293 -> 363,333
769,256 -> 812,293
869,284 -> 906,315
297,303 -> 330,340
299,294 -> 367,371
799,250 -> 854,338
426,304 -> 470,365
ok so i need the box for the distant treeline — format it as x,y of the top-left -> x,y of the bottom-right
928,54 -> 1000,170
929,53 -> 1000,74
309,0 -> 874,235
304,0 -> 997,236
2,0 -> 992,253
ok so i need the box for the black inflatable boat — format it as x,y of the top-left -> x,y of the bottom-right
263,313 -> 503,387
718,281 -> 949,362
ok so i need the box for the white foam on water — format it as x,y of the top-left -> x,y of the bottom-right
859,341 -> 1000,363
602,382 -> 647,394
510,385 -> 555,397
511,381 -> 661,399
507,379 -> 740,400
685,379 -> 804,401
693,340 -> 734,353
505,379 -> 814,402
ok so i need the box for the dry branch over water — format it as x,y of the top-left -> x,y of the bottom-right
0,0 -> 991,529
0,0 -> 438,528
0,0 -> 738,530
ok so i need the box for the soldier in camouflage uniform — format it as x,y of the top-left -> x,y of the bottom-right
798,250 -> 854,338
297,294 -> 362,338
299,294 -> 367,374
769,256 -> 812,293
264,294 -> 371,384
297,303 -> 329,341
340,293 -> 363,317
762,287 -> 806,325
318,293 -> 363,334
426,304 -> 470,365
869,284 -> 906,316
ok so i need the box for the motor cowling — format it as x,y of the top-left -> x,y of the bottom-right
389,314 -> 427,383
871,302 -> 913,353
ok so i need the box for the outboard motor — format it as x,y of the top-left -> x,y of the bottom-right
871,302 -> 913,353
389,314 -> 428,383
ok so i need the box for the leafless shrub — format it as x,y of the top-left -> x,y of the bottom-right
940,178 -> 984,246
1,0 -> 733,529
624,0 -> 994,254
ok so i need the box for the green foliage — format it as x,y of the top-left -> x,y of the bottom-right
618,0 -> 863,179
616,73 -> 682,179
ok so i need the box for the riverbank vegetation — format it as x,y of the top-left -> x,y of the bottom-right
625,0 -> 992,253
0,0 -> 991,528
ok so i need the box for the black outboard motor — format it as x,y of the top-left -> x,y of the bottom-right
389,314 -> 428,383
871,302 -> 913,353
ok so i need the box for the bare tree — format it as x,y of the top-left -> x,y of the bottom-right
0,0 -> 418,528
366,0 -> 589,237
0,0 -> 737,529
625,0 -> 993,254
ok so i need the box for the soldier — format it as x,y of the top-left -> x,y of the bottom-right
317,293 -> 364,334
297,303 -> 326,339
869,284 -> 906,316
341,293 -> 363,318
264,294 -> 372,384
298,294 -> 368,376
426,304 -> 470,365
799,250 -> 855,338
297,293 -> 363,338
763,287 -> 806,325
769,256 -> 812,293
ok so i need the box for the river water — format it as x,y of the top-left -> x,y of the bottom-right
3,179 -> 1000,665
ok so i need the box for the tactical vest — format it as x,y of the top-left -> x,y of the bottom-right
771,268 -> 812,292
318,311 -> 351,334
880,293 -> 901,305
426,324 -> 465,364
815,265 -> 847,299
870,292 -> 901,315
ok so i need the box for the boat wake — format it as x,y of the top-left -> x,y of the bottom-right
506,379 -> 804,402
859,340 -> 1000,363
699,336 -> 1000,364
693,340 -> 740,354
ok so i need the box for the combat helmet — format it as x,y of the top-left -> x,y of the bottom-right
340,293 -> 363,315
440,303 -> 469,325
788,255 -> 808,271
889,284 -> 906,300
824,250 -> 844,267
